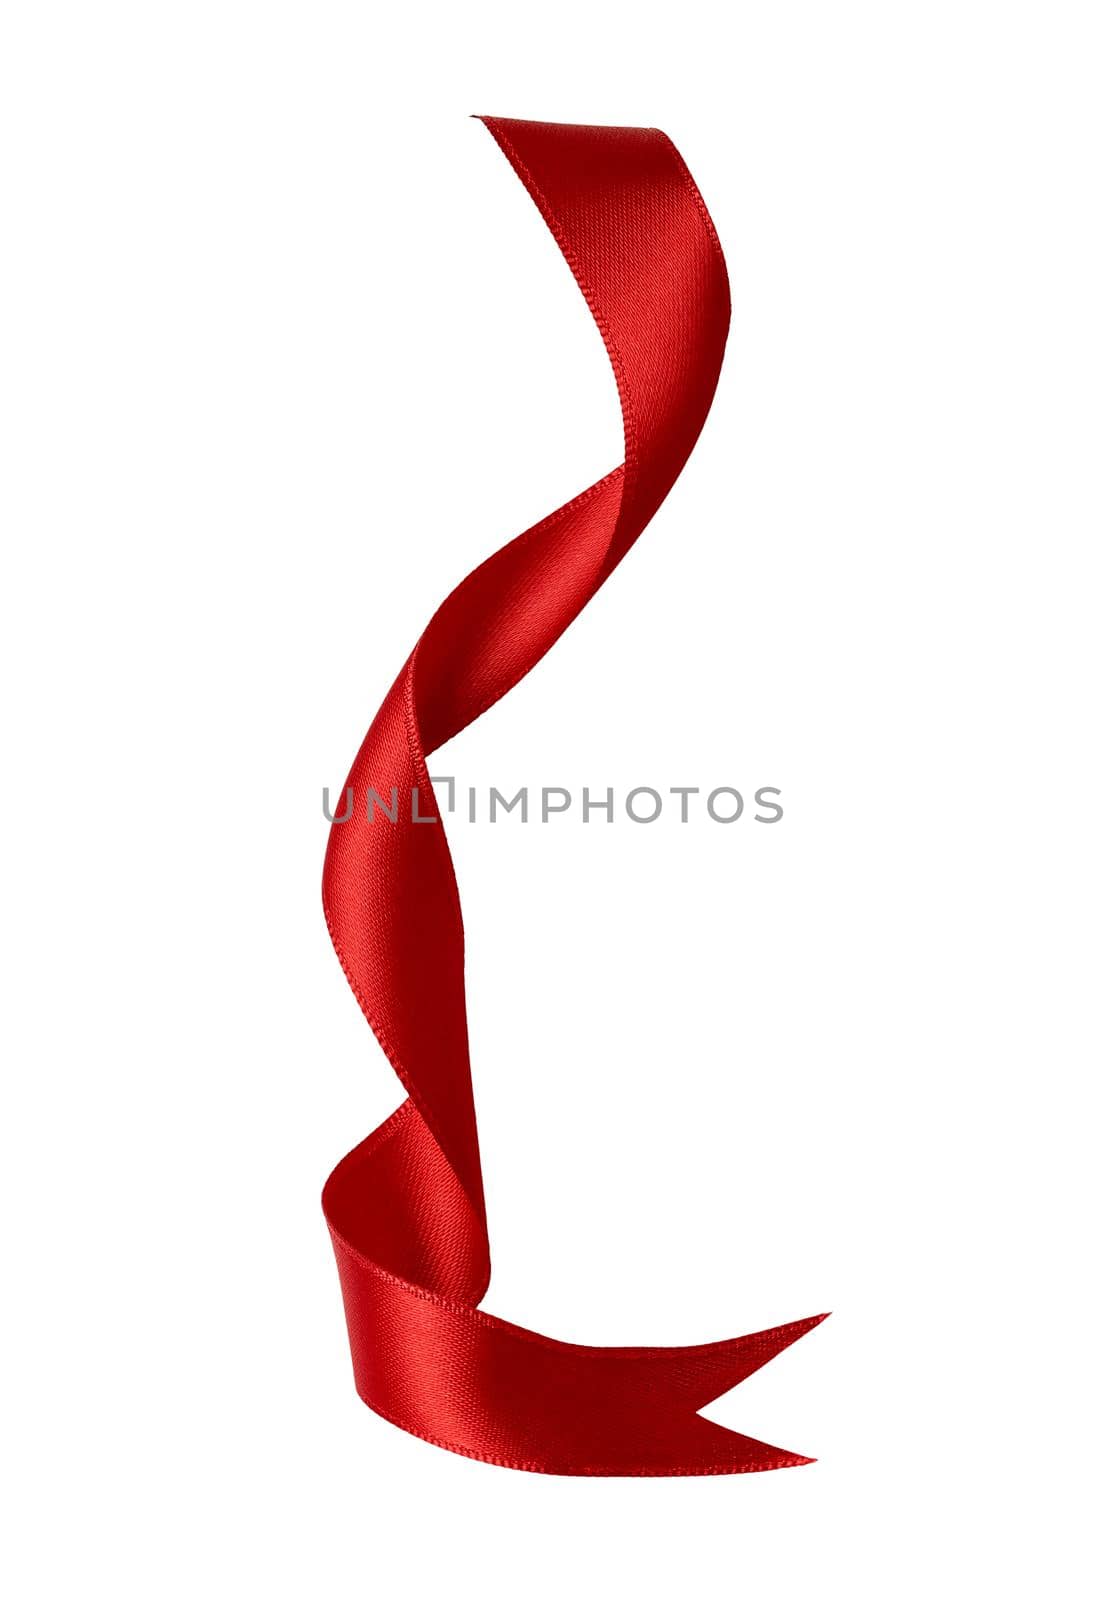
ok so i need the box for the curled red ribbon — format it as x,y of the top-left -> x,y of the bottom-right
322,115 -> 825,1476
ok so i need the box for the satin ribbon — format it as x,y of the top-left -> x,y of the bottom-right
322,115 -> 824,1476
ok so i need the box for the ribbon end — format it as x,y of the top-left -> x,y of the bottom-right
666,1312 -> 829,1473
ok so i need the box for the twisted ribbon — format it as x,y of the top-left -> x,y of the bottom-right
322,115 -> 824,1476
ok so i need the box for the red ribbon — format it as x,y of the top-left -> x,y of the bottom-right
322,115 -> 825,1476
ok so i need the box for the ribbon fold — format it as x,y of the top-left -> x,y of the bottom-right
322,115 -> 824,1476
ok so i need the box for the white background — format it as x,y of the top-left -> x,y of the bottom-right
2,3 -> 1094,1595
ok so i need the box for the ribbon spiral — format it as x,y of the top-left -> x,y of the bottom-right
322,116 -> 824,1476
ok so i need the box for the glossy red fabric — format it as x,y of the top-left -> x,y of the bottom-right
322,115 -> 824,1475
